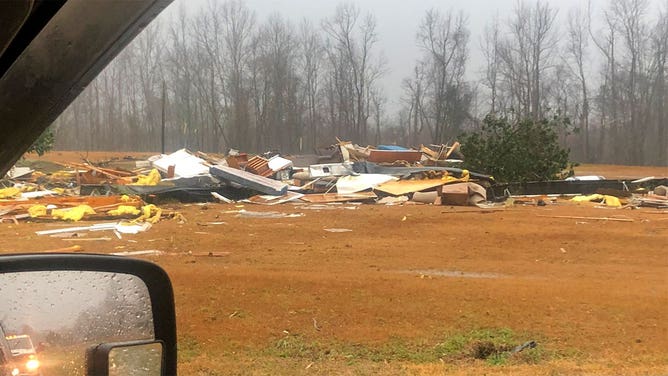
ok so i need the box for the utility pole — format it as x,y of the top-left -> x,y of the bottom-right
161,80 -> 166,154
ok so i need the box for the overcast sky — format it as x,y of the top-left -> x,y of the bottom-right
158,0 -> 664,110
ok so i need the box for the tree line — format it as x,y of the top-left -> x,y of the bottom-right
52,0 -> 667,166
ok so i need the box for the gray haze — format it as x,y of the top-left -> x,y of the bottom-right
159,0 -> 655,108
52,0 -> 667,165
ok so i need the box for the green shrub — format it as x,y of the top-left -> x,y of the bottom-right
460,115 -> 576,183
27,128 -> 55,156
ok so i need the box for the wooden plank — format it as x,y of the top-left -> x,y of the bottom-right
375,179 -> 445,196
443,141 -> 460,159
420,145 -> 439,159
301,192 -> 377,203
43,245 -> 83,252
245,191 -> 304,205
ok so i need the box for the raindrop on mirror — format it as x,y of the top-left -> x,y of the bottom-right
0,271 -> 154,376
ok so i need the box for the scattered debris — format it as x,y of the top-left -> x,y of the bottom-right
367,149 -> 422,163
323,228 -> 353,233
35,222 -> 119,236
188,251 -> 231,257
632,196 -> 668,209
312,318 -> 321,331
210,165 -> 288,196
375,179 -> 450,196
115,222 -> 153,234
308,162 -> 355,178
653,185 -> 667,197
571,194 -> 622,207
411,191 -> 440,205
400,269 -> 504,279
297,204 -> 360,210
61,237 -> 112,242
151,148 -> 210,178
211,192 -> 235,203
111,250 -> 164,257
632,176 -> 657,184
268,156 -> 293,172
5,166 -> 34,179
234,210 -> 304,219
376,196 -> 409,206
35,221 -> 152,236
336,174 -> 397,194
43,245 -> 83,253
537,215 -> 634,222
244,192 -> 304,205
512,340 -> 538,353
441,183 -> 487,206
301,192 -> 377,203
566,175 -> 605,181
1,139 -> 664,236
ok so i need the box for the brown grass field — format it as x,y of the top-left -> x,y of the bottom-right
2,152 -> 667,375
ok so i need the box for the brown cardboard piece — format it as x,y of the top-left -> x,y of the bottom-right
440,182 -> 487,206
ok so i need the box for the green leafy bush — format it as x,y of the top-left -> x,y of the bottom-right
460,115 -> 576,183
27,128 -> 55,156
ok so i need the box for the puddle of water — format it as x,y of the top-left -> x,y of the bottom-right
400,269 -> 504,279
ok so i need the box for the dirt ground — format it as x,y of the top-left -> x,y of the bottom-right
3,152 -> 668,375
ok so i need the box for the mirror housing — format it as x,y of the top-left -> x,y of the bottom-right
0,253 -> 177,375
87,340 -> 164,376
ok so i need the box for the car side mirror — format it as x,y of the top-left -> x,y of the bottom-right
0,254 -> 177,375
87,340 -> 164,376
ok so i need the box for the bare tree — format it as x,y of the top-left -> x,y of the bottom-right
298,20 -> 323,151
370,87 -> 386,145
251,14 -> 299,152
166,4 -> 199,150
610,0 -> 650,164
416,9 -> 471,143
48,0 -> 665,165
498,1 -> 558,120
650,1 -> 667,164
566,5 -> 591,161
589,1 -> 621,162
401,63 -> 427,146
191,0 -> 232,150
481,14 -> 501,114
322,3 -> 384,144
221,0 -> 256,150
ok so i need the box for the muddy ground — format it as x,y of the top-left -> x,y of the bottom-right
2,152 -> 667,375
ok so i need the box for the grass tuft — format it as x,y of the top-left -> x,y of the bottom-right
179,335 -> 202,362
264,327 -> 548,366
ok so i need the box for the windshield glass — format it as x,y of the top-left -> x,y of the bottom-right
1,0 -> 667,374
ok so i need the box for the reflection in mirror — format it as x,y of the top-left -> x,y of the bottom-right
108,342 -> 162,376
0,271 -> 154,375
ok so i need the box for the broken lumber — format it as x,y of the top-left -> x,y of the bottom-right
301,192 -> 377,203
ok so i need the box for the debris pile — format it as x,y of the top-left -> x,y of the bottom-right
2,140 -> 667,228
